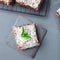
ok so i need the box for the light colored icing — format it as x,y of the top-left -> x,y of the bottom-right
16,0 -> 41,9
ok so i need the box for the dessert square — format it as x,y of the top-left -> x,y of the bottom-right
16,0 -> 43,11
0,0 -> 14,5
56,8 -> 60,17
13,24 -> 40,50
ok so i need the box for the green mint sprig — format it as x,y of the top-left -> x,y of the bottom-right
21,26 -> 31,39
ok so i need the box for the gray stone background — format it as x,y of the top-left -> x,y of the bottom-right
0,0 -> 60,60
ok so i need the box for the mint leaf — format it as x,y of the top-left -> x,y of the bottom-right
21,32 -> 31,39
22,26 -> 24,34
24,35 -> 31,39
21,26 -> 31,39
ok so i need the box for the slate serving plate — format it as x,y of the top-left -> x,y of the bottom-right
0,0 -> 49,16
6,16 -> 47,58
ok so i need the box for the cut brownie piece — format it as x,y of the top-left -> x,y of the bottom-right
0,0 -> 14,5
16,0 -> 43,11
56,8 -> 60,17
13,24 -> 40,50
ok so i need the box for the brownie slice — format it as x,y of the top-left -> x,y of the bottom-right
56,8 -> 60,17
16,0 -> 43,11
0,0 -> 14,5
12,24 -> 40,50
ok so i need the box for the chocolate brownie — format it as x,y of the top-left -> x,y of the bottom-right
12,24 -> 40,50
0,0 -> 14,5
56,8 -> 60,17
16,0 -> 43,11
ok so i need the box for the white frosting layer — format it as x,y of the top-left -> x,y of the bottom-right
4,0 -> 12,2
16,0 -> 41,9
0,0 -> 12,2
13,24 -> 39,49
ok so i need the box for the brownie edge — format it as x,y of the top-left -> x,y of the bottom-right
16,0 -> 43,11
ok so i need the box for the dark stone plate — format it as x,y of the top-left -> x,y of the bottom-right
0,0 -> 49,16
6,16 -> 47,58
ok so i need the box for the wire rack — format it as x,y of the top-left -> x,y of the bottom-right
0,0 -> 48,16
